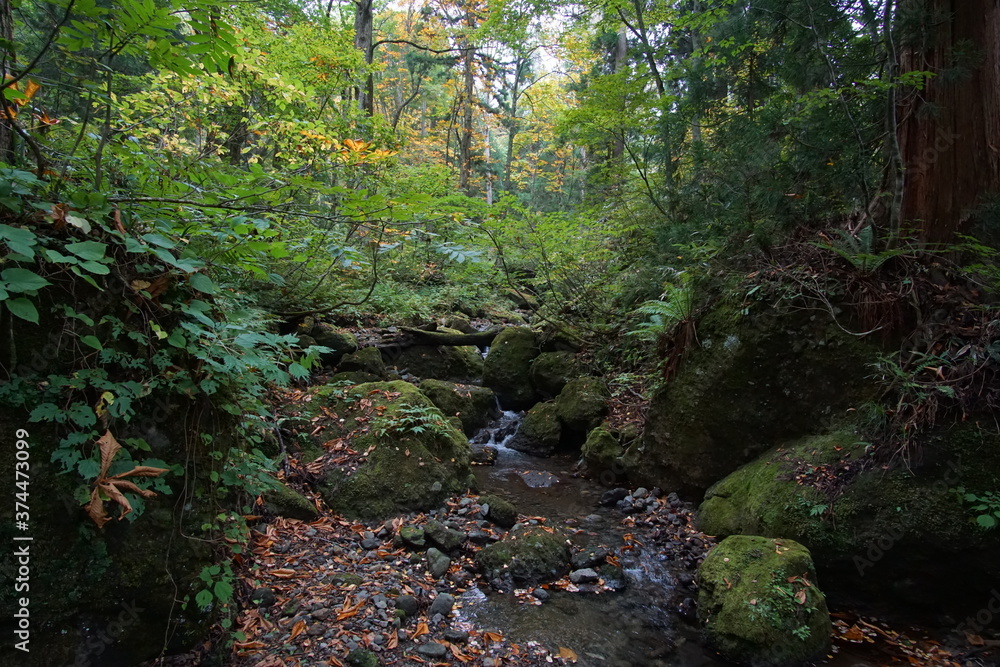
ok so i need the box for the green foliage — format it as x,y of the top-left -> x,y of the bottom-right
953,487 -> 1000,530
371,403 -> 453,439
627,272 -> 696,341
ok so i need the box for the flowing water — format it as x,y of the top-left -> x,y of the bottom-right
459,411 -> 725,667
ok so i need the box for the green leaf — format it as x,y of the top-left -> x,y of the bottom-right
5,297 -> 39,323
0,223 -> 37,257
2,268 -> 50,292
976,514 -> 997,529
81,335 -> 103,350
213,580 -> 234,602
65,241 -> 108,261
188,273 -> 217,294
195,589 -> 213,609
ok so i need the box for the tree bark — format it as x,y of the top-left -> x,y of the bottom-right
0,0 -> 15,164
897,0 -> 1000,242
354,0 -> 375,116
459,13 -> 475,193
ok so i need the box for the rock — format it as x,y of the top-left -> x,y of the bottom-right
569,568 -> 599,584
529,351 -> 578,398
508,402 -> 562,456
478,494 -> 518,528
632,306 -> 878,495
581,424 -> 623,480
468,529 -> 491,544
384,343 -> 484,383
311,323 -> 359,367
444,628 -> 470,643
632,487 -> 649,499
419,379 -> 499,436
696,422 -> 1000,615
571,546 -> 609,569
428,593 -> 455,617
416,642 -> 449,658
346,648 -> 379,667
600,488 -> 629,506
424,520 -> 466,551
251,587 -> 276,607
338,346 -> 386,377
471,446 -> 499,465
262,480 -> 320,521
399,525 -> 426,549
482,327 -> 541,409
395,595 -> 420,618
554,377 -> 609,434
475,525 -> 572,584
503,287 -> 540,310
315,381 -> 474,519
330,370 -> 383,385
532,588 -> 550,602
426,548 -> 451,578
697,535 -> 831,667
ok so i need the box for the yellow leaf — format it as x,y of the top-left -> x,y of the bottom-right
411,622 -> 430,639
288,620 -> 307,641
558,646 -> 578,662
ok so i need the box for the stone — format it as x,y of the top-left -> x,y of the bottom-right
571,546 -> 609,569
311,323 -> 359,367
443,629 -> 470,643
346,648 -> 378,667
385,343 -> 484,383
426,548 -> 452,578
424,520 -> 466,551
427,593 -> 455,617
581,424 -> 623,479
507,402 -> 562,457
482,327 -> 541,409
395,595 -> 419,618
251,587 -> 276,607
471,446 -> 499,465
554,377 -> 610,434
338,346 -> 386,377
600,488 -> 629,506
478,494 -> 518,528
262,480 -> 319,521
416,642 -> 449,659
475,525 -> 572,584
698,535 -> 831,667
399,525 -> 426,549
529,351 -> 578,398
569,568 -> 599,583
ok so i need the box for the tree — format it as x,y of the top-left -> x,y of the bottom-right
896,0 -> 1000,242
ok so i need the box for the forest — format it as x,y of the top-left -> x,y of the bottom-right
0,0 -> 998,665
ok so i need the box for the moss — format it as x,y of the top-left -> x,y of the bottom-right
697,535 -> 831,667
419,379 -> 498,436
529,351 -> 577,398
263,480 -> 319,521
311,323 -> 359,366
316,381 -> 474,519
508,402 -> 562,457
384,344 -> 484,382
479,494 -> 518,528
554,377 -> 609,434
338,346 -> 386,376
475,525 -> 571,584
482,327 -> 540,409
330,371 -> 383,385
636,306 -> 881,495
581,424 -> 623,476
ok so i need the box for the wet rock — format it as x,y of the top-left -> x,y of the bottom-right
507,402 -> 562,456
478,494 -> 518,528
471,445 -> 499,465
426,548 -> 451,578
416,641 -> 449,658
569,568 -> 599,584
420,379 -> 499,436
444,628 -> 470,643
532,588 -> 550,602
475,525 -> 572,585
571,546 -> 609,569
395,595 -> 419,618
399,525 -> 426,549
360,531 -> 381,550
482,327 -> 541,409
600,488 -> 629,506
428,593 -> 455,617
678,597 -> 698,624
468,528 -> 491,544
425,520 -> 466,551
632,487 -> 649,499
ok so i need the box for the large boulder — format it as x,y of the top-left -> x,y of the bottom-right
338,346 -> 386,377
529,351 -> 578,398
630,307 -> 878,496
475,524 -> 572,584
419,379 -> 498,436
554,377 -> 609,434
483,327 -> 540,409
383,344 -> 484,383
508,402 -> 562,457
581,424 -> 623,481
262,480 -> 319,521
310,323 -> 359,367
697,535 -> 831,667
314,381 -> 475,519
696,423 -> 1000,616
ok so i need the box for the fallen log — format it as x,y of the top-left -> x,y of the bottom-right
376,326 -> 503,349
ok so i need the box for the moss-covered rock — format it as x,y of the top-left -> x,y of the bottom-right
311,323 -> 359,367
483,327 -> 540,409
338,346 -> 386,377
698,535 -> 831,667
475,525 -> 572,584
263,480 -> 319,521
508,402 -> 562,457
383,344 -> 484,383
419,379 -> 498,436
479,494 -> 518,528
581,424 -> 623,480
315,381 -> 475,519
330,371 -> 383,386
503,287 -> 540,310
696,423 -> 1000,614
632,307 -> 879,496
554,377 -> 609,434
529,351 -> 578,398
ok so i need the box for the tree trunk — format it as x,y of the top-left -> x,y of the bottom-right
897,0 -> 1000,242
0,0 -> 15,165
354,0 -> 375,116
459,18 -> 475,193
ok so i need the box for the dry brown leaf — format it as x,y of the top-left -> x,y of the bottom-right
269,568 -> 297,578
482,631 -> 503,643
795,589 -> 807,605
387,629 -> 398,649
288,620 -> 307,641
558,646 -> 578,662
411,622 -> 430,640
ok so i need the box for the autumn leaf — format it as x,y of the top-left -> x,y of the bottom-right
558,646 -> 579,662
288,620 -> 307,641
795,589 -> 807,605
482,631 -> 503,643
411,621 -> 430,639
269,568 -> 298,578
84,431 -> 170,527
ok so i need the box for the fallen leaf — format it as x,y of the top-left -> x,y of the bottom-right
289,620 -> 306,641
558,646 -> 578,662
411,621 -> 429,639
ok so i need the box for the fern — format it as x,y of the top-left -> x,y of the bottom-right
627,273 -> 696,341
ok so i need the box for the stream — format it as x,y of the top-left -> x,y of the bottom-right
458,411 -> 725,667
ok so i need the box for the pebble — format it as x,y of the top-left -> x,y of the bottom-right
426,547 -> 451,578
251,587 -> 276,607
428,593 -> 455,617
416,641 -> 449,658
444,628 -> 470,643
569,568 -> 600,584
395,594 -> 419,617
